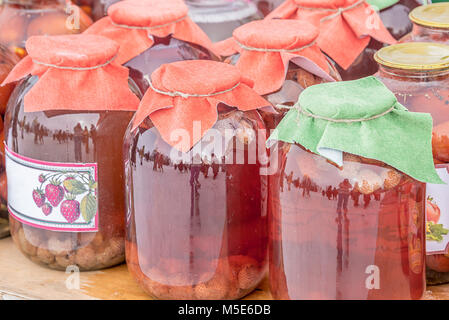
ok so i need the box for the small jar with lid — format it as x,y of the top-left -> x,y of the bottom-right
217,19 -> 340,129
85,0 -> 218,95
268,0 -> 396,80
124,60 -> 270,300
374,42 -> 449,285
186,0 -> 262,42
268,77 -> 441,299
401,2 -> 449,44
0,0 -> 92,59
3,34 -> 140,270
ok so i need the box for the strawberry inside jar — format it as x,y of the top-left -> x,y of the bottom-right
3,34 -> 140,271
124,60 -> 270,300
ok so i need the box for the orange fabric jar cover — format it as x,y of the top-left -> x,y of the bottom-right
2,34 -> 140,112
267,0 -> 396,69
215,19 -> 335,95
133,60 -> 270,152
84,0 -> 218,65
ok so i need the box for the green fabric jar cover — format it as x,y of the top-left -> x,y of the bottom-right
268,76 -> 443,184
366,0 -> 399,10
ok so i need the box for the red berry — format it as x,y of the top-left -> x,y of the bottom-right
45,183 -> 64,207
60,199 -> 80,223
41,203 -> 52,216
32,189 -> 45,208
38,174 -> 46,183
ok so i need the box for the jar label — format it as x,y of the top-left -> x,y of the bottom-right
426,165 -> 449,254
5,145 -> 99,232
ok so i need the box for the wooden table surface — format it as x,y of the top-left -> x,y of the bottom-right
0,236 -> 446,300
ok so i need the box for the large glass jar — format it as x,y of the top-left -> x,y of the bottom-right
186,0 -> 262,42
269,145 -> 426,299
336,0 -> 429,80
266,77 -> 439,299
85,0 -> 218,96
267,0 -> 396,81
374,42 -> 449,285
401,2 -> 449,44
0,0 -> 92,58
3,34 -> 140,271
124,60 -> 269,300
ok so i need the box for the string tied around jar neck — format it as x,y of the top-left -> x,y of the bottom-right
32,54 -> 118,71
145,75 -> 241,99
295,0 -> 366,22
111,15 -> 188,31
233,38 -> 318,53
276,100 -> 397,123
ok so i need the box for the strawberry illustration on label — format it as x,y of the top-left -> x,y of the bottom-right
45,180 -> 64,207
60,196 -> 81,224
32,189 -> 45,208
427,196 -> 441,224
41,203 -> 52,216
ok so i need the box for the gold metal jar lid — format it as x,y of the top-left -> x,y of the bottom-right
409,3 -> 449,29
374,42 -> 449,71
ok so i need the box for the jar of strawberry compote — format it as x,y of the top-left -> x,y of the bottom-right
218,19 -> 340,129
85,0 -> 218,95
2,34 -> 140,271
124,60 -> 270,300
268,0 -> 396,80
374,42 -> 449,285
186,0 -> 262,42
0,0 -> 92,58
267,76 -> 441,299
401,2 -> 449,44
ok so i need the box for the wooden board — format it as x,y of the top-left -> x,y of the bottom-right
0,236 -> 445,300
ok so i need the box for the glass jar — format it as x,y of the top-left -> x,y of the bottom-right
374,42 -> 449,284
124,60 -> 269,300
223,19 -> 341,130
269,145 -> 426,299
0,0 -> 92,58
186,0 -> 262,42
3,34 -> 140,271
85,0 -> 218,96
401,2 -> 449,44
337,0 -> 429,80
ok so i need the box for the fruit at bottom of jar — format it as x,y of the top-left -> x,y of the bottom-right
10,218 -> 125,271
427,254 -> 449,273
129,253 -> 264,300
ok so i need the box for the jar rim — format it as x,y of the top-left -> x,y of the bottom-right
374,42 -> 449,71
409,3 -> 449,29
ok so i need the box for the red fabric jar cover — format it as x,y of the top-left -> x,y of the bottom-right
267,0 -> 396,69
2,34 -> 140,112
84,0 -> 218,65
215,19 -> 335,95
133,60 -> 270,152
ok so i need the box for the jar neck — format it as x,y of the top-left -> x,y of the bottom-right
378,65 -> 449,82
412,23 -> 449,39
